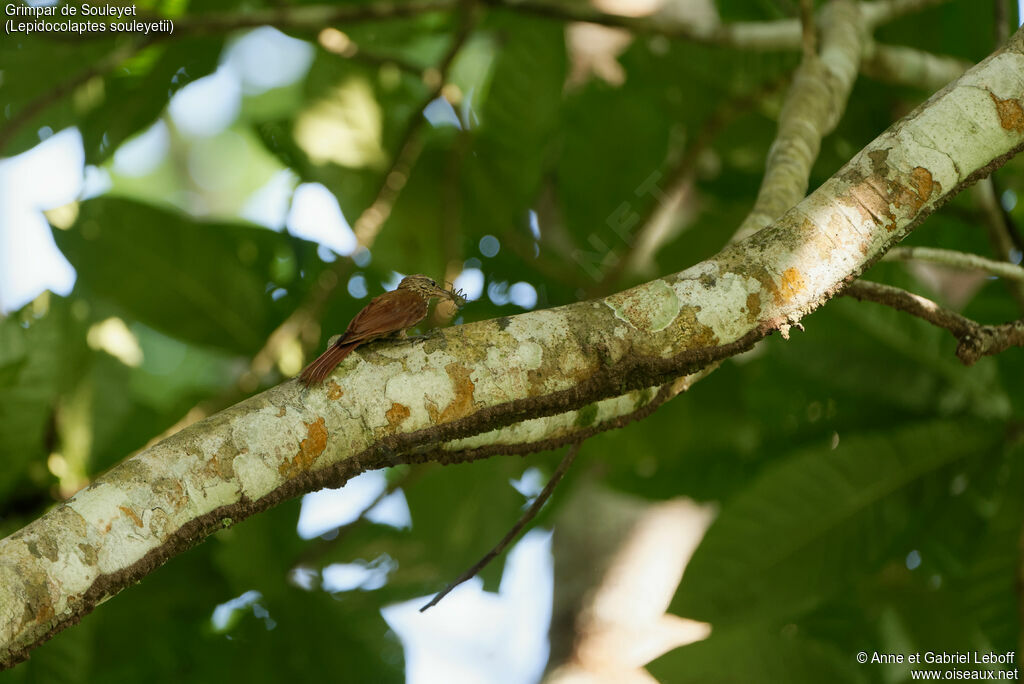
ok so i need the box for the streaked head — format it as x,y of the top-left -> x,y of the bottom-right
397,274 -> 458,302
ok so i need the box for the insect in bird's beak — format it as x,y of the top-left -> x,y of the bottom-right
444,281 -> 467,308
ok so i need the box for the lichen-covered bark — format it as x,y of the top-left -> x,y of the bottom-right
1,26 -> 1023,672
733,0 -> 863,241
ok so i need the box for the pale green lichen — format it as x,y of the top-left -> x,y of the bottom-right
604,280 -> 681,333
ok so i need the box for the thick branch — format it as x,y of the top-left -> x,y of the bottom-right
843,280 -> 1024,364
2,21 -> 1024,674
733,0 -> 863,241
592,74 -> 790,291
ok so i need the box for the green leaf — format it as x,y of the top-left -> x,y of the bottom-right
0,36 -> 114,156
54,197 -> 316,354
395,458 -> 537,594
11,609 -> 95,684
463,12 -> 566,234
670,420 -> 1004,624
79,38 -> 222,164
648,625 -> 867,684
0,298 -> 89,500
956,446 -> 1024,652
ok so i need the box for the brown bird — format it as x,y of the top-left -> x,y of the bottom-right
299,274 -> 461,386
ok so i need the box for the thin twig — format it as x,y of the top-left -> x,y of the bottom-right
994,0 -> 1009,46
843,280 -> 1024,365
973,178 -> 1024,312
987,174 -> 1024,253
799,0 -> 817,57
440,128 -> 469,290
353,6 -> 475,247
859,0 -> 954,29
143,12 -> 476,446
420,441 -> 582,611
860,42 -> 969,91
883,246 -> 1024,282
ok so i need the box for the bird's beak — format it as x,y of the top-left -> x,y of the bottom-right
435,283 -> 465,307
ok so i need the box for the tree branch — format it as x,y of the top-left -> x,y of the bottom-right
141,12 -> 475,447
3,0 -> 958,158
882,245 -> 1024,281
2,19 -> 1023,673
800,0 -> 817,58
842,279 -> 1024,364
861,42 -> 970,91
859,0 -> 953,28
417,370 -> 715,466
485,0 -> 952,49
973,177 -> 1024,312
591,74 -> 791,292
353,6 -> 473,246
732,0 -> 863,242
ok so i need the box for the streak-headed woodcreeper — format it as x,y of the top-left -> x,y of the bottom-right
299,274 -> 464,385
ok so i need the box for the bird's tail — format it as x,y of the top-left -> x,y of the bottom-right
299,343 -> 358,386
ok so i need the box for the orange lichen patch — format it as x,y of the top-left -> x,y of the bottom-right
674,304 -> 719,349
892,166 -> 935,213
438,363 -> 476,423
279,417 -> 328,478
28,601 -> 54,628
745,292 -> 762,322
385,402 -> 411,429
118,506 -> 144,528
774,268 -> 806,305
152,477 -> 187,511
200,442 -> 238,481
990,92 -> 1024,133
326,380 -> 345,400
842,158 -> 938,232
424,398 -> 440,424
686,321 -> 720,348
527,367 -> 549,396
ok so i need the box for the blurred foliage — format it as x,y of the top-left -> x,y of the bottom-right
1,0 -> 1021,682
